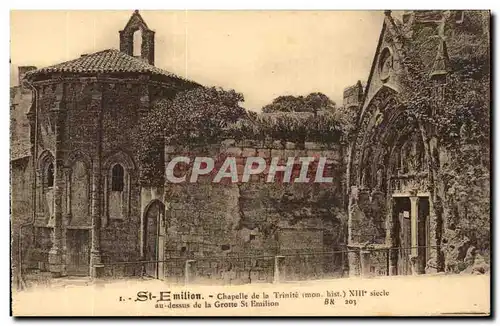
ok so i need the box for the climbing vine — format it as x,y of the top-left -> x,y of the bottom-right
227,112 -> 344,145
396,12 -> 490,268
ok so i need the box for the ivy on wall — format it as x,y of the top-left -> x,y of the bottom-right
227,112 -> 344,145
396,12 -> 490,269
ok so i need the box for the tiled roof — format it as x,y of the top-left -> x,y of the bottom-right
25,49 -> 194,83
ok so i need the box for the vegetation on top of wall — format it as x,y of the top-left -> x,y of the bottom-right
137,88 -> 350,185
227,92 -> 356,145
136,87 -> 247,185
261,92 -> 336,115
226,111 -> 344,145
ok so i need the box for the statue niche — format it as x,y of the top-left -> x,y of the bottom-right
390,130 -> 429,194
399,132 -> 426,175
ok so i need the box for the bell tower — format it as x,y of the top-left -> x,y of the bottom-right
119,10 -> 155,65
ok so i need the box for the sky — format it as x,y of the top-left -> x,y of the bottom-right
10,10 -> 385,111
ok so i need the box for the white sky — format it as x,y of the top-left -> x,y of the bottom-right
10,10 -> 385,111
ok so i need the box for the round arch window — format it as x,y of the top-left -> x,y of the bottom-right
46,162 -> 54,188
111,164 -> 124,191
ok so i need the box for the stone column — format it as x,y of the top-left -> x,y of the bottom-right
48,84 -> 65,276
360,250 -> 371,277
48,163 -> 64,275
426,198 -> 439,274
185,260 -> 196,285
409,196 -> 420,275
90,161 -> 103,277
347,249 -> 361,277
388,198 -> 398,276
60,167 -> 73,277
90,83 -> 103,278
273,256 -> 285,284
64,167 -> 72,220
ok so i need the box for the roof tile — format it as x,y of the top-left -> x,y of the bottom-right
25,49 -> 193,83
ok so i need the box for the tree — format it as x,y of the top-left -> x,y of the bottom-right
261,92 -> 336,115
304,92 -> 336,116
262,95 -> 305,113
136,86 -> 247,185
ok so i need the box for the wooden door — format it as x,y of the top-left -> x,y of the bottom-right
144,201 -> 164,278
67,229 -> 90,276
398,211 -> 412,275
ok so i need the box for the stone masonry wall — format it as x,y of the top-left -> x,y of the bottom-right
161,138 -> 347,283
25,80 -> 190,273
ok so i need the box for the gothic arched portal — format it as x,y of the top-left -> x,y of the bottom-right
348,86 -> 432,277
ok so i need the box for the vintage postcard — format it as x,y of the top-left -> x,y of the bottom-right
10,10 -> 490,316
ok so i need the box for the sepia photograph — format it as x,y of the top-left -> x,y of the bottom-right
9,9 -> 491,316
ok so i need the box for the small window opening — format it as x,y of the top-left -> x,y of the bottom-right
46,163 -> 54,188
111,164 -> 124,191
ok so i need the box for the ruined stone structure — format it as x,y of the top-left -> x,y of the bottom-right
346,10 -> 490,277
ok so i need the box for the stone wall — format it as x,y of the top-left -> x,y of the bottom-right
10,158 -> 35,275
160,138 -> 347,283
22,79 -> 192,273
10,85 -> 36,280
349,189 -> 387,245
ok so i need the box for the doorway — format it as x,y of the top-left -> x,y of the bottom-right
143,200 -> 165,279
392,196 -> 430,275
393,197 -> 411,275
66,229 -> 90,276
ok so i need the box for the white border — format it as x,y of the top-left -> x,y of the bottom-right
2,1 -> 498,324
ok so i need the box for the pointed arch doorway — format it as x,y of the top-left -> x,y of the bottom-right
143,200 -> 166,279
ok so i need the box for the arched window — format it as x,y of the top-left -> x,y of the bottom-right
37,151 -> 55,218
111,164 -> 124,192
104,151 -> 135,222
46,163 -> 54,188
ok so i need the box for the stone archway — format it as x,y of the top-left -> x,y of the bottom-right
348,85 -> 434,276
143,199 -> 165,279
